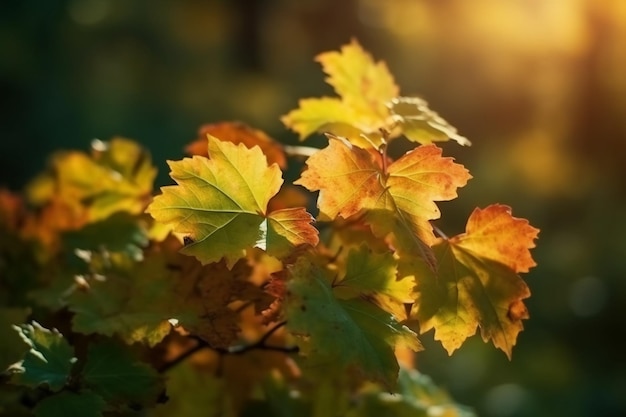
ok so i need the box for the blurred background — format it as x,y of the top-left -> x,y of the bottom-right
1,0 -> 625,416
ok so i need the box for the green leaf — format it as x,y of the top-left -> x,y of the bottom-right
67,255 -> 179,346
333,246 -> 414,317
9,322 -> 76,391
0,308 -> 30,371
62,212 -> 149,261
285,258 -> 421,388
389,96 -> 471,146
34,391 -> 106,417
83,341 -> 163,405
150,362 -> 234,417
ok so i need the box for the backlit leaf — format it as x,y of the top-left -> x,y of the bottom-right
409,205 -> 539,358
147,136 -> 281,265
389,97 -> 472,146
296,137 -> 470,266
282,40 -> 397,147
147,136 -> 316,266
9,322 -> 75,391
285,257 -> 421,388
282,41 -> 467,148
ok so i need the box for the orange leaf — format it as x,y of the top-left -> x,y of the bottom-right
186,121 -> 287,169
409,204 -> 539,358
296,137 -> 470,263
449,204 -> 539,273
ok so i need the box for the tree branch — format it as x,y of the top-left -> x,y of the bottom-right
159,321 -> 298,373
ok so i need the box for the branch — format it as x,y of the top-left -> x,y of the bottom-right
159,321 -> 298,373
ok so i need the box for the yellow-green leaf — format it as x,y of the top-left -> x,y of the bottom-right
146,136 -> 283,266
282,40 -> 398,148
285,257 -> 421,388
389,97 -> 472,146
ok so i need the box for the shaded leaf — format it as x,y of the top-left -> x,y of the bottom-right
83,340 -> 163,405
150,362 -> 234,417
67,254 -> 181,346
409,205 -> 539,358
285,257 -> 420,388
34,391 -> 106,417
62,212 -> 149,261
9,322 -> 75,391
0,308 -> 30,371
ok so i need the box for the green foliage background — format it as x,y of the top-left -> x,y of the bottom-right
2,1 -> 625,416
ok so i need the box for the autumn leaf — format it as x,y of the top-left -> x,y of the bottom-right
296,137 -> 470,266
333,245 -> 414,319
285,257 -> 421,388
147,135 -> 317,266
26,138 -> 156,224
408,204 -> 539,358
389,97 -> 472,146
186,121 -> 287,169
282,40 -> 469,148
282,39 -> 398,148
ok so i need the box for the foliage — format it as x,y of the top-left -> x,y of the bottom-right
0,40 -> 538,416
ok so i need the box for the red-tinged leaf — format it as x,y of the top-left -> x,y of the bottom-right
449,204 -> 539,273
408,205 -> 539,358
186,121 -> 287,169
264,208 -> 319,258
296,137 -> 470,265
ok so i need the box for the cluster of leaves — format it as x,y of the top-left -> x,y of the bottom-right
0,40 -> 538,416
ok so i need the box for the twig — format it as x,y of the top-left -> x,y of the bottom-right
158,321 -> 298,373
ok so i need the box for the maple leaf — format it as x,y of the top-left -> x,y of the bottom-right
408,204 -> 539,358
282,39 -> 398,148
285,257 -> 421,388
9,322 -> 76,391
68,253 -> 184,346
282,40 -> 469,149
296,137 -> 470,266
186,121 -> 287,169
388,97 -> 472,147
147,135 -> 317,266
